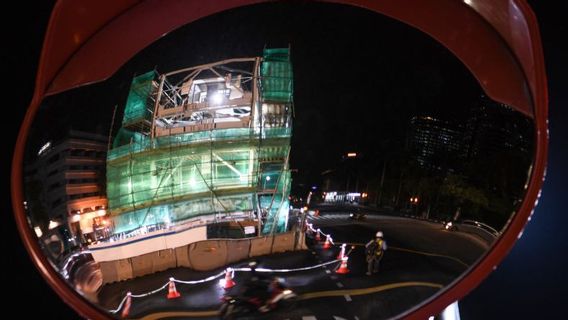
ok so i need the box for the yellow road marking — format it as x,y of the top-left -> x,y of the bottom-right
298,281 -> 443,300
136,310 -> 219,319
133,281 -> 443,319
388,246 -> 469,268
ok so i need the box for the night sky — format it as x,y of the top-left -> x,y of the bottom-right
6,1 -> 568,319
28,2 -> 481,192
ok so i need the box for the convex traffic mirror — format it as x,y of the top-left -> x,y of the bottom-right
14,1 -> 547,319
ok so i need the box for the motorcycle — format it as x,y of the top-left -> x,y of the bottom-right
220,278 -> 297,319
443,221 -> 457,231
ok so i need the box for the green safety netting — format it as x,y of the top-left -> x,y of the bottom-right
107,129 -> 292,234
112,127 -> 146,149
260,170 -> 292,234
122,70 -> 157,126
107,50 -> 293,235
108,127 -> 292,161
261,48 -> 293,103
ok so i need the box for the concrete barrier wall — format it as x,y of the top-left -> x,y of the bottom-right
99,231 -> 305,283
458,224 -> 496,247
90,226 -> 207,262
165,227 -> 207,249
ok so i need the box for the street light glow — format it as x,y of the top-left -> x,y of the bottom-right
347,152 -> 357,157
210,92 -> 224,105
48,220 -> 60,230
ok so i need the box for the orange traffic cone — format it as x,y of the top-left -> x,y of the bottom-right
315,229 -> 321,241
167,277 -> 181,299
337,243 -> 346,259
121,292 -> 132,319
336,256 -> 349,274
223,268 -> 236,289
322,235 -> 331,250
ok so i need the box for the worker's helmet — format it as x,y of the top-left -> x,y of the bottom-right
376,231 -> 383,238
248,261 -> 258,270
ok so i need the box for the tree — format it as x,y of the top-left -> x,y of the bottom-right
440,174 -> 488,219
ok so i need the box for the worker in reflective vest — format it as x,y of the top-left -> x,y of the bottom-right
365,231 -> 387,276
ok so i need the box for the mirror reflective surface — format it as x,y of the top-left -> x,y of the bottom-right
21,3 -> 535,319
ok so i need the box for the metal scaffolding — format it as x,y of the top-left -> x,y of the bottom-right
106,48 -> 294,236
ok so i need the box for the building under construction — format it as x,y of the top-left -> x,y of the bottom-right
106,48 -> 293,239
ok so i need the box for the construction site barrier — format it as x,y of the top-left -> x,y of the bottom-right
103,222 -> 346,316
100,230 -> 305,284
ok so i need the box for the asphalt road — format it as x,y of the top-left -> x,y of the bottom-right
97,210 -> 486,319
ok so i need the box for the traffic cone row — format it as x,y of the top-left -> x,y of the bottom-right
336,256 -> 350,274
117,222 -> 348,318
167,277 -> 181,299
117,247 -> 351,318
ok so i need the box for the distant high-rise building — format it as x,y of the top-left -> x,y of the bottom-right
464,95 -> 533,159
407,116 -> 464,172
24,130 -> 108,247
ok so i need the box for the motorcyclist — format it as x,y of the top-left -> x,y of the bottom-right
365,231 -> 387,275
258,277 -> 288,312
240,261 -> 272,311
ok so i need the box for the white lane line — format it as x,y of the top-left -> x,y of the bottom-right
355,316 -> 360,320
325,269 -> 331,274
344,294 -> 352,302
302,316 -> 317,320
336,282 -> 344,288
333,316 -> 349,320
330,275 -> 338,280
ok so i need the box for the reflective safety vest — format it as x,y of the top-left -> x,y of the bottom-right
366,238 -> 386,257
375,239 -> 385,256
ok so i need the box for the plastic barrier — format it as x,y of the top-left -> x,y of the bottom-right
226,239 -> 251,264
174,245 -> 192,268
131,252 -> 155,278
250,236 -> 273,256
99,261 -> 119,284
153,249 -> 177,273
99,231 -> 306,283
272,233 -> 295,253
189,240 -> 228,271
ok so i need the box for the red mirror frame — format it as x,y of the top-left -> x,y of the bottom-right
11,1 -> 547,319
